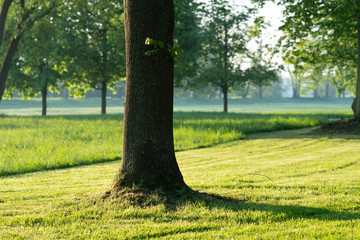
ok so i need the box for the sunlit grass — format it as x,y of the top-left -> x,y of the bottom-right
0,112 -> 350,176
1,128 -> 359,239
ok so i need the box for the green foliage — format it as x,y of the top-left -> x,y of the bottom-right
59,0 -> 125,98
1,128 -> 360,238
277,0 -> 359,98
173,0 -> 203,85
6,14 -> 61,99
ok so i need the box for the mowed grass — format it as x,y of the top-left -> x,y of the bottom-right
0,112 -> 350,176
1,129 -> 360,239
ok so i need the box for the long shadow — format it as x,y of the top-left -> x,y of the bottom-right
164,190 -> 360,222
0,157 -> 120,179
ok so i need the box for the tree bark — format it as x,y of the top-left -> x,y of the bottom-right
113,0 -> 185,190
101,81 -> 107,115
41,82 -> 48,116
355,12 -> 360,120
0,0 -> 14,48
222,85 -> 228,113
0,31 -> 21,101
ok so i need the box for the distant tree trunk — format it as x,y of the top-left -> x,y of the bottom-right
324,82 -> 329,97
313,86 -> 319,98
258,85 -> 263,98
61,88 -> 69,99
222,85 -> 228,113
113,0 -> 186,190
208,88 -> 215,98
101,81 -> 107,114
242,80 -> 251,99
355,12 -> 360,121
41,82 -> 48,116
292,87 -> 297,98
342,91 -> 346,98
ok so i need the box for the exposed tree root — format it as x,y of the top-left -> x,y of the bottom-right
101,186 -> 245,211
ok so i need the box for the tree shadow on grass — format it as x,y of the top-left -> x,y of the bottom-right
105,187 -> 360,222
183,190 -> 360,222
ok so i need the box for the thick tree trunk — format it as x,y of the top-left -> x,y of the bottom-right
355,12 -> 360,120
41,83 -> 48,116
222,86 -> 228,113
101,81 -> 107,115
113,0 -> 185,190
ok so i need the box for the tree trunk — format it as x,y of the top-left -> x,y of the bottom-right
0,3 -> 29,102
0,31 -> 21,101
258,85 -> 263,98
101,81 -> 107,115
0,0 -> 14,48
355,12 -> 360,120
222,86 -> 228,113
41,82 -> 48,116
313,86 -> 318,98
242,80 -> 251,99
113,0 -> 185,190
325,82 -> 330,98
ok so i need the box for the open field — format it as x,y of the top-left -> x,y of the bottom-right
0,97 -> 354,115
1,128 -> 360,239
1,112 -> 345,176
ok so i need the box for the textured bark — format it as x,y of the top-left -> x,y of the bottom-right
355,12 -> 360,121
113,0 -> 185,189
101,81 -> 107,115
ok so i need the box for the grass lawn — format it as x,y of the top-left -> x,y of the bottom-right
1,128 -> 359,239
0,112 -> 349,176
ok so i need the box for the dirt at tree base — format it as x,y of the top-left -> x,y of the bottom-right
101,187 -> 244,211
309,119 -> 360,135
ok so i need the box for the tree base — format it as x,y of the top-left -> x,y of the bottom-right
102,185 -> 243,211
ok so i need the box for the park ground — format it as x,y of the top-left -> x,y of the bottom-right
0,98 -> 359,239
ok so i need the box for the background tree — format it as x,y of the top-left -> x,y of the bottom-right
265,0 -> 360,118
6,14 -> 61,116
112,0 -> 186,190
173,0 -> 203,85
198,0 -> 251,112
0,0 -> 57,101
60,1 -> 125,114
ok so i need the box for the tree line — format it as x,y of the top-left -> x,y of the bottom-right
0,0 -> 280,114
0,0 -> 359,116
